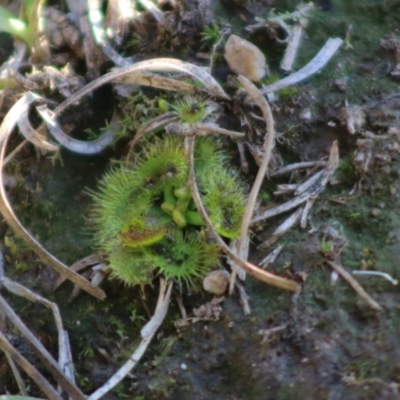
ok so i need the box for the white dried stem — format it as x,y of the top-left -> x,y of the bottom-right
112,72 -> 202,94
137,0 -> 165,24
37,105 -> 114,154
3,140 -> 28,168
235,281 -> 251,315
271,161 -> 328,176
165,122 -> 245,138
89,280 -> 173,400
0,329 -> 62,399
17,104 -> 59,152
300,198 -> 315,228
187,136 -> 299,292
5,352 -> 28,395
326,261 -> 382,312
53,58 -> 230,117
127,113 -> 179,163
294,169 -> 325,195
88,0 -> 131,67
0,277 -> 76,384
0,92 -> 105,300
0,294 -> 86,399
230,75 -> 276,293
262,38 -> 343,95
259,207 -> 302,248
253,141 -> 339,224
280,23 -> 304,72
274,183 -> 298,195
209,28 -> 230,74
352,270 -> 398,286
53,253 -> 103,290
258,245 -> 284,268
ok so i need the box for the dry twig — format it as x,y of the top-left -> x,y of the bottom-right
0,294 -> 86,399
0,92 -> 105,300
187,135 -> 299,292
230,75 -> 276,293
88,279 -> 173,400
326,261 -> 382,311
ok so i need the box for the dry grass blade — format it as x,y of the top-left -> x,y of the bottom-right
36,105 -> 114,154
230,76 -> 276,293
88,0 -> 131,67
262,38 -> 343,94
0,277 -> 75,382
165,122 -> 245,138
259,207 -> 302,248
0,329 -> 61,400
53,253 -> 103,290
5,352 -> 28,395
88,280 -> 173,400
137,0 -> 165,24
187,136 -> 299,292
0,93 -> 106,300
113,72 -> 202,94
258,245 -> 284,268
271,161 -> 328,176
326,261 -> 383,312
253,191 -> 311,224
252,141 -> 339,224
127,112 -> 179,162
0,294 -> 86,399
54,58 -> 230,116
17,105 -> 59,152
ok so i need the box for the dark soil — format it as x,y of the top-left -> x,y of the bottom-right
2,0 -> 400,399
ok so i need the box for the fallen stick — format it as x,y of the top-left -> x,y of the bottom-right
326,261 -> 382,312
262,38 -> 343,94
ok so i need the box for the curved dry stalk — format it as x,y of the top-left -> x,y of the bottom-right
0,93 -> 106,300
136,0 -> 165,24
88,0 -> 131,67
230,76 -> 276,293
53,58 -> 230,117
53,253 -> 103,290
113,71 -> 203,94
262,38 -> 343,94
187,136 -> 299,292
0,294 -> 86,399
17,104 -> 58,152
88,280 -> 173,400
36,105 -> 114,154
126,112 -> 179,163
0,330 -> 62,400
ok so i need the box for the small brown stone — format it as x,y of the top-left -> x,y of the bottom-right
203,270 -> 230,295
224,34 -> 267,82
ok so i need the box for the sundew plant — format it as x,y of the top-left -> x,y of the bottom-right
90,99 -> 247,288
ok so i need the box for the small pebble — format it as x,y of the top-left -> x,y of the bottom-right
371,208 -> 381,217
203,270 -> 230,295
224,34 -> 267,82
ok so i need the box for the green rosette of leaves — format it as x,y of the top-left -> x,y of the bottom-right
90,135 -> 247,287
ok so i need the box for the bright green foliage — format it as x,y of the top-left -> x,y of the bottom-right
200,22 -> 221,49
0,5 -> 31,44
90,136 -> 246,287
172,97 -> 208,124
